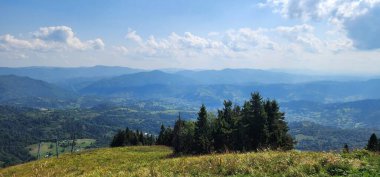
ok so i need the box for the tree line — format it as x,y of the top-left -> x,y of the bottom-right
110,128 -> 155,147
156,92 -> 295,154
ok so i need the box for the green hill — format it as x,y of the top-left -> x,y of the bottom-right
1,146 -> 379,176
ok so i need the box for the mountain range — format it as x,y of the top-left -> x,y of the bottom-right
0,66 -> 380,107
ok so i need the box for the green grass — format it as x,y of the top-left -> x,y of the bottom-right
27,139 -> 96,158
1,146 -> 379,177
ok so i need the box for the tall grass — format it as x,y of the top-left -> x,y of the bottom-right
1,146 -> 379,177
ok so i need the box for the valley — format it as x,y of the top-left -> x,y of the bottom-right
0,67 -> 380,167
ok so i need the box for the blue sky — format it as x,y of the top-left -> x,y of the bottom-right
1,0 -> 380,75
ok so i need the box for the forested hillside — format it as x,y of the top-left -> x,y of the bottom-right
1,68 -> 380,168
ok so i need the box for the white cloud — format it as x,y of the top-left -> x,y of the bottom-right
0,26 -> 104,52
125,29 -> 143,44
263,0 -> 380,50
0,34 -> 44,51
120,30 -> 232,58
117,25 -> 351,60
106,25 -> 380,74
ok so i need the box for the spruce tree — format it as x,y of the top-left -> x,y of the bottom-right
214,100 -> 235,152
163,126 -> 173,146
156,124 -> 166,145
246,92 -> 269,150
194,104 -> 211,153
172,115 -> 185,153
139,131 -> 145,145
367,133 -> 378,151
125,127 -> 131,145
265,100 -> 279,149
240,101 -> 252,151
110,130 -> 125,147
265,100 -> 294,150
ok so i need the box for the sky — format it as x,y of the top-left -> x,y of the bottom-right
1,0 -> 380,75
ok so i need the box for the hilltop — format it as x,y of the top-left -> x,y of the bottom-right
1,146 -> 379,176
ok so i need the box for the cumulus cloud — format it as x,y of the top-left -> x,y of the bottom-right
263,0 -> 380,50
116,25 -> 350,59
0,26 -> 104,52
125,29 -> 143,44
122,30 -> 231,58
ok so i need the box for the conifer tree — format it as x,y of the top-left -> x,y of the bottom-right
156,124 -> 166,145
265,100 -> 294,150
246,92 -> 269,150
194,104 -> 211,153
367,133 -> 378,151
110,130 -> 125,147
214,100 -> 235,152
139,131 -> 144,145
172,115 -> 186,153
163,126 -> 173,146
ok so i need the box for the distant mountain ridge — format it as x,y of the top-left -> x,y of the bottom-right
81,70 -> 198,95
1,66 -> 377,85
0,66 -> 143,83
79,74 -> 380,105
1,68 -> 380,108
0,75 -> 75,102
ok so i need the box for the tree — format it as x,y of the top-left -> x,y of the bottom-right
367,133 -> 378,151
242,92 -> 269,151
194,104 -> 212,154
214,100 -> 236,152
163,126 -> 173,146
138,131 -> 144,145
110,128 -> 156,147
110,130 -> 125,147
156,124 -> 166,145
172,115 -> 186,153
265,100 -> 294,150
343,144 -> 349,153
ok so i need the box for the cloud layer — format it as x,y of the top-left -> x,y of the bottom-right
116,24 -> 351,59
263,0 -> 380,50
0,26 -> 104,52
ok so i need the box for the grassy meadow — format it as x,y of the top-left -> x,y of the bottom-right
1,146 -> 379,177
27,139 -> 96,158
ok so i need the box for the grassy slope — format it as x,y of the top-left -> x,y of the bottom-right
27,139 -> 96,157
1,146 -> 379,177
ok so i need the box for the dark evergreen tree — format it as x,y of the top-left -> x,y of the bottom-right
125,127 -> 131,145
214,100 -> 235,152
110,130 -> 125,147
163,126 -> 174,146
139,131 -> 144,145
343,144 -> 349,153
367,133 -> 378,151
232,104 -> 243,151
243,92 -> 269,150
172,115 -> 186,153
265,100 -> 294,150
156,124 -> 166,145
194,104 -> 212,153
239,101 -> 251,151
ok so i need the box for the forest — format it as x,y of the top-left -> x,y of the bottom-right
111,92 -> 294,154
